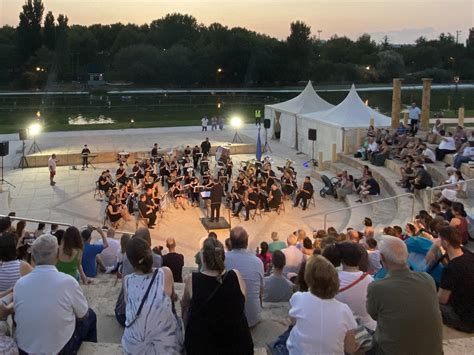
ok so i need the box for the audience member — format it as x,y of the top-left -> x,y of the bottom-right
334,242 -> 376,332
435,130 -> 456,161
121,238 -> 183,353
263,251 -> 293,302
449,202 -> 469,245
437,226 -> 474,333
366,236 -> 443,354
453,138 -> 474,169
81,226 -> 109,278
224,226 -> 264,327
268,232 -> 286,253
256,241 -> 272,273
281,234 -> 304,276
162,237 -> 184,283
182,237 -> 253,354
287,255 -> 358,354
0,233 -> 32,292
14,235 -> 97,354
96,228 -> 121,273
301,237 -> 313,260
366,238 -> 382,275
56,226 -> 90,284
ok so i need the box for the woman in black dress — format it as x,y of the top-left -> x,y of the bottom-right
181,238 -> 253,355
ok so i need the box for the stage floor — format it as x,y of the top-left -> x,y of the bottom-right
0,125 -> 346,266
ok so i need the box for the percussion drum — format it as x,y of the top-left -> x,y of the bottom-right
118,151 -> 130,164
215,146 -> 230,164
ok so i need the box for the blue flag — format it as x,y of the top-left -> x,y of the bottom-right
256,126 -> 262,161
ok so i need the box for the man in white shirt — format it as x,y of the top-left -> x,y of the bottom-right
14,234 -> 97,354
96,228 -> 121,273
408,102 -> 421,135
435,130 -> 457,161
281,234 -> 304,276
48,153 -> 58,186
453,139 -> 474,169
201,116 -> 208,132
420,143 -> 436,163
224,226 -> 264,327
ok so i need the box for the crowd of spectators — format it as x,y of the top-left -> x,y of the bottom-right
0,205 -> 472,354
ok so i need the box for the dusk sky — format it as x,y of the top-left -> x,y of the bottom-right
1,0 -> 472,43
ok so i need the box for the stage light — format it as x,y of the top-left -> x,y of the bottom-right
29,122 -> 42,137
217,68 -> 223,73
36,111 -> 41,118
130,119 -> 135,123
231,116 -> 242,128
365,66 -> 370,70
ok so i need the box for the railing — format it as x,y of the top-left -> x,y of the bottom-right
427,178 -> 474,205
0,214 -> 73,227
303,193 -> 415,231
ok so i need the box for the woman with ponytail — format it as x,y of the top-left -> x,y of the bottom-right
182,237 -> 253,354
121,237 -> 183,354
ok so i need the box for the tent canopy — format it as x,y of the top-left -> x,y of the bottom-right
299,84 -> 391,128
266,81 -> 334,115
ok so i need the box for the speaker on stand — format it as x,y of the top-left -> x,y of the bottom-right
304,129 -> 318,167
0,141 -> 15,188
263,118 -> 272,153
18,129 -> 29,169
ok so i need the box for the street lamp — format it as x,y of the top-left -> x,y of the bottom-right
231,116 -> 243,143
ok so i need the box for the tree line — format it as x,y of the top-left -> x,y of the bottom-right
0,0 -> 473,89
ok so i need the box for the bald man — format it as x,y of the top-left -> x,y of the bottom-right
367,236 -> 442,355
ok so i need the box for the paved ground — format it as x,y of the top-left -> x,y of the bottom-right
0,125 -> 346,265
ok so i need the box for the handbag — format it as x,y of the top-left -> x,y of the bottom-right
125,268 -> 159,328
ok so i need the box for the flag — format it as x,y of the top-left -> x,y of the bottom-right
256,126 -> 262,161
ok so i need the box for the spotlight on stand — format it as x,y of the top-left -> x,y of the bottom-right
231,116 -> 243,143
130,118 -> 135,127
27,122 -> 42,154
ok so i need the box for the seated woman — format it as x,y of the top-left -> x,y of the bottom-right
122,238 -> 183,354
143,171 -> 156,191
281,170 -> 296,200
107,196 -> 126,228
287,255 -> 358,355
334,242 -> 377,332
425,119 -> 445,143
188,177 -> 200,207
116,164 -> 127,185
0,233 -> 33,292
56,227 -> 90,284
171,181 -> 187,210
439,170 -> 467,201
371,140 -> 390,166
182,237 -> 253,355
98,170 -> 114,193
336,174 -> 354,200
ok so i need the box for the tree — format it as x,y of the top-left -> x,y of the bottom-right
114,44 -> 161,83
43,11 -> 55,50
148,13 -> 200,49
376,50 -> 405,81
286,21 -> 313,81
18,0 -> 44,60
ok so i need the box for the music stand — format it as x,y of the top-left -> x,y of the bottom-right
0,155 -> 15,188
87,154 -> 97,170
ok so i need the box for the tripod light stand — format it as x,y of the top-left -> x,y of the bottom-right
263,126 -> 272,153
18,140 -> 29,169
304,140 -> 318,167
27,123 -> 42,154
231,117 -> 243,143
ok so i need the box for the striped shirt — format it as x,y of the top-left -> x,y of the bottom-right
0,260 -> 22,292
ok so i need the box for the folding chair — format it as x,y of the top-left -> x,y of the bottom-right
251,207 -> 262,220
276,200 -> 286,215
135,210 -> 149,230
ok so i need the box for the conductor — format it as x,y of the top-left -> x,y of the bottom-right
81,144 -> 91,170
209,178 -> 224,222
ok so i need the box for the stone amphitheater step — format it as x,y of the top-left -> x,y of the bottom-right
337,154 -> 422,227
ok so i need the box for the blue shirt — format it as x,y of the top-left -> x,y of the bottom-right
82,243 -> 104,277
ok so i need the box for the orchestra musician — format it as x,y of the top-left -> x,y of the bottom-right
171,181 -> 187,210
294,176 -> 314,210
188,177 -> 200,207
192,145 -> 201,169
226,158 -> 233,179
81,144 -> 91,170
145,187 -> 160,215
229,181 -> 244,211
98,170 -> 114,194
106,196 -> 123,228
200,137 -> 211,156
233,186 -> 259,221
138,193 -> 157,229
281,169 -> 297,199
217,167 -> 229,191
184,145 -> 192,156
200,153 -> 210,175
264,183 -> 282,212
131,160 -> 143,186
209,178 -> 224,222
159,158 -> 170,185
115,163 -> 127,185
143,171 -> 157,190
151,143 -> 159,161
144,159 -> 157,179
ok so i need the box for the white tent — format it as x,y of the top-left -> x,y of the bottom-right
297,84 -> 391,161
264,81 -> 334,150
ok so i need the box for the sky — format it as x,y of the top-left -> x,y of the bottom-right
1,0 -> 472,44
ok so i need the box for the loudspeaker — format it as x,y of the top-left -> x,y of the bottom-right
308,129 -> 317,141
19,129 -> 28,141
0,141 -> 9,157
263,119 -> 271,129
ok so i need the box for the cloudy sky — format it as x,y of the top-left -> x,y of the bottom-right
1,0 -> 472,43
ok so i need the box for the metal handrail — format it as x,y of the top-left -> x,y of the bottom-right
303,192 -> 415,230
427,178 -> 474,203
0,215 -> 72,227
